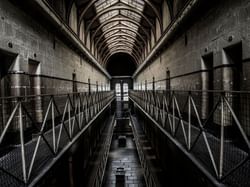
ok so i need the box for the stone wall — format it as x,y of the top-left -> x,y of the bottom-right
135,0 -> 250,91
0,0 -> 109,97
134,0 -> 250,135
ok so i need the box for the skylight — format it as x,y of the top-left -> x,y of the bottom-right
94,0 -> 145,55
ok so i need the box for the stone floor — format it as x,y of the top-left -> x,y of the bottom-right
102,135 -> 146,187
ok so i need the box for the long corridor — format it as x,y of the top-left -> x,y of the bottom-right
1,0 -> 250,187
103,134 -> 146,187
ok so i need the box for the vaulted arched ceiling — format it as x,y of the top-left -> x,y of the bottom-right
76,0 -> 166,66
47,0 -> 190,68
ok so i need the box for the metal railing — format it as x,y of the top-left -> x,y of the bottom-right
129,90 -> 250,186
0,91 -> 115,186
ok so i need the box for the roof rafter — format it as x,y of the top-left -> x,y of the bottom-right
91,17 -> 151,46
84,5 -> 155,42
98,34 -> 144,52
103,45 -> 141,61
95,26 -> 148,52
79,0 -> 162,29
96,33 -> 146,56
100,40 -> 143,59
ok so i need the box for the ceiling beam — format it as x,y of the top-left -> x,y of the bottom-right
79,0 -> 162,30
103,44 -> 142,62
95,26 -> 148,53
91,17 -> 151,47
100,40 -> 142,59
97,34 -> 143,54
84,5 -> 155,43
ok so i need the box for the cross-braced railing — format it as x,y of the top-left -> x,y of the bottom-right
0,91 -> 115,186
130,90 -> 250,186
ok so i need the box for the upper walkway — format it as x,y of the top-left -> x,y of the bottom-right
0,89 -> 250,187
130,90 -> 250,187
0,91 -> 115,186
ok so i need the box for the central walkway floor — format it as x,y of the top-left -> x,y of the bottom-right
102,134 -> 146,187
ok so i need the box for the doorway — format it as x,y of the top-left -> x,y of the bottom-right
222,43 -> 242,128
201,53 -> 214,121
0,50 -> 16,133
28,59 -> 40,95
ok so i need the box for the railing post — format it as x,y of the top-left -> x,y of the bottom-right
172,91 -> 175,134
96,81 -> 98,92
19,101 -> 27,183
219,92 -> 225,179
68,95 -> 72,138
188,91 -> 191,150
51,96 -> 56,154
145,80 -> 147,91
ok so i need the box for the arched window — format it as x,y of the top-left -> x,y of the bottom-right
162,0 -> 171,30
115,83 -> 121,100
79,21 -> 85,43
69,3 -> 78,33
150,29 -> 155,47
156,19 -> 161,40
123,83 -> 129,101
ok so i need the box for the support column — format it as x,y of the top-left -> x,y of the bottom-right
33,75 -> 43,124
10,72 -> 22,131
201,70 -> 210,120
201,54 -> 213,121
